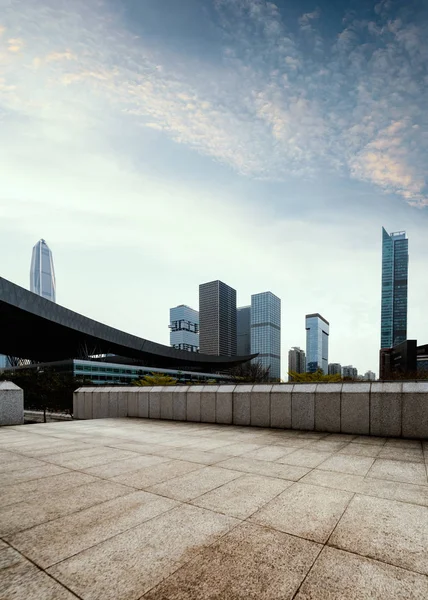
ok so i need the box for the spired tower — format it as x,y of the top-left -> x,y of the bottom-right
30,239 -> 56,302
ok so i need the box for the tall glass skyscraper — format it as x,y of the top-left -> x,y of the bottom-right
381,227 -> 409,349
169,305 -> 199,352
237,306 -> 251,356
305,313 -> 329,373
251,292 -> 281,380
30,239 -> 56,302
199,280 -> 237,356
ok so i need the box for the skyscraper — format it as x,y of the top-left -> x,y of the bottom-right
328,363 -> 342,376
169,305 -> 199,352
342,365 -> 358,379
251,292 -> 281,380
381,227 -> 409,349
30,239 -> 56,302
288,347 -> 306,380
237,306 -> 251,356
305,313 -> 329,373
199,280 -> 237,356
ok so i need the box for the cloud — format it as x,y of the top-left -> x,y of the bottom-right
0,0 -> 427,206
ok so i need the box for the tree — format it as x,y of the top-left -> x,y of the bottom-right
132,373 -> 177,386
288,369 -> 342,383
228,361 -> 273,383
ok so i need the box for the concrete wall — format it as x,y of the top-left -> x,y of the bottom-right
0,381 -> 24,426
73,382 -> 428,439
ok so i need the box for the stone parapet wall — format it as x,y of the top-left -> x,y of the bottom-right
0,381 -> 24,426
73,382 -> 428,439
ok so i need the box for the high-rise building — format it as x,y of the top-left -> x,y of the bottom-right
237,306 -> 251,356
169,305 -> 199,352
342,365 -> 358,379
328,363 -> 342,376
251,292 -> 281,380
306,313 -> 329,373
364,370 -> 376,381
199,280 -> 237,356
30,239 -> 56,302
288,347 -> 306,381
381,228 -> 409,349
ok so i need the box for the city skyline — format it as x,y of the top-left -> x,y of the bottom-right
2,0 -> 428,377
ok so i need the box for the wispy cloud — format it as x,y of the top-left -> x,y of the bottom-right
0,0 -> 427,206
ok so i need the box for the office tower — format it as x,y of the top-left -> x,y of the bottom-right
328,363 -> 342,376
199,280 -> 237,356
169,305 -> 199,352
381,227 -> 409,349
288,347 -> 306,381
305,313 -> 329,373
30,239 -> 56,302
237,306 -> 251,356
364,370 -> 376,381
251,292 -> 281,380
342,365 -> 358,379
0,355 -> 8,369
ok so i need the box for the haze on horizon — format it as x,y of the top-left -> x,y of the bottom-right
1,0 -> 427,377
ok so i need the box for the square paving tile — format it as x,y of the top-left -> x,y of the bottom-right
48,504 -> 239,600
193,474 -> 291,519
368,459 -> 428,486
82,454 -> 169,478
8,491 -> 178,568
147,466 -> 242,502
0,463 -> 68,486
338,443 -> 382,458
250,483 -> 353,543
317,455 -> 375,476
329,495 -> 428,575
277,449 -> 332,468
153,447 -> 232,465
295,546 -> 428,599
216,456 -> 309,481
243,445 -> 291,462
144,522 -> 321,600
377,446 -> 425,463
111,459 -> 201,489
42,448 -> 139,470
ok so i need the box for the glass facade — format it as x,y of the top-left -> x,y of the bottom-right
237,306 -> 251,356
251,292 -> 281,380
169,305 -> 199,352
30,239 -> 56,302
199,280 -> 237,356
305,313 -> 329,373
381,228 -> 408,348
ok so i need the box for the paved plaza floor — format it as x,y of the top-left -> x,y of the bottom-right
0,418 -> 428,599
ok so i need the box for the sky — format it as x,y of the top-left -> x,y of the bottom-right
1,0 -> 427,378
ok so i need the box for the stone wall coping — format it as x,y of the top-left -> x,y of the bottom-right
371,382 -> 403,392
233,385 -> 254,393
187,386 -> 205,392
202,385 -> 219,392
217,385 -> 236,393
0,381 -> 22,391
173,386 -> 190,393
271,384 -> 294,392
402,382 -> 428,393
252,385 -> 273,392
315,383 -> 343,393
342,383 -> 371,392
292,384 -> 317,393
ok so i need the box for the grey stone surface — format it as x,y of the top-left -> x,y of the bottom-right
159,388 -> 174,420
172,387 -> 187,421
402,382 -> 428,439
233,385 -> 252,426
216,386 -> 235,424
315,384 -> 342,433
251,385 -> 272,427
187,386 -> 203,422
0,382 -> 24,426
318,454 -> 375,476
137,390 -> 149,418
148,388 -> 161,419
341,383 -> 370,435
83,389 -> 93,420
93,389 -> 109,419
367,458 -> 427,486
370,382 -> 402,437
270,384 -> 292,429
127,389 -> 138,418
292,384 -> 316,430
200,386 -> 217,423
117,390 -> 128,418
107,390 -> 119,418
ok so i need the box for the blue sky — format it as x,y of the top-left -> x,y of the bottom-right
1,0 -> 427,377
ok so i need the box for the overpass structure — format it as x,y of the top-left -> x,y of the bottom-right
0,277 -> 255,372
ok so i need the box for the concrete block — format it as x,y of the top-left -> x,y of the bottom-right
187,386 -> 203,422
370,382 -> 402,437
291,384 -> 316,431
201,386 -> 218,423
148,389 -> 161,419
233,385 -> 252,426
108,390 -> 119,418
137,390 -> 149,419
341,383 -> 370,435
93,390 -> 109,419
172,387 -> 188,421
315,384 -> 342,433
251,385 -> 272,427
160,387 -> 174,420
270,384 -> 292,429
83,389 -> 93,420
127,389 -> 139,418
402,382 -> 428,439
76,391 -> 86,420
216,386 -> 235,424
117,390 -> 128,418
0,381 -> 24,426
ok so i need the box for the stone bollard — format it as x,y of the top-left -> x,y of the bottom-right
0,381 -> 24,426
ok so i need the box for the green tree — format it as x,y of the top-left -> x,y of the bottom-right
288,369 -> 342,383
132,372 -> 177,386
